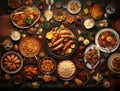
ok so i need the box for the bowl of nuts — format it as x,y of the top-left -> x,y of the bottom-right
39,57 -> 56,74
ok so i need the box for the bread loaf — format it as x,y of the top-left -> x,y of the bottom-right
74,77 -> 83,86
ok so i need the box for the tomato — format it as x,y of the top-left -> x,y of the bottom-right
17,20 -> 24,26
34,15 -> 38,20
20,14 -> 27,20
13,15 -> 20,21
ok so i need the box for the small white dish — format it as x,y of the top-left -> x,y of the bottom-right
10,30 -> 21,41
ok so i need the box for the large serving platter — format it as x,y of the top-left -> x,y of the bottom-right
11,6 -> 40,29
44,23 -> 78,59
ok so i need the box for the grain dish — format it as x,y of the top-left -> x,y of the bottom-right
57,60 -> 76,80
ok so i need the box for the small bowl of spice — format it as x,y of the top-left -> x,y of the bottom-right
66,15 -> 74,23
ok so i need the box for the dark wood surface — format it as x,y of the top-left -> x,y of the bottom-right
0,0 -> 120,90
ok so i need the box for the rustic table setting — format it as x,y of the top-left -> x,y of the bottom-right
0,0 -> 120,90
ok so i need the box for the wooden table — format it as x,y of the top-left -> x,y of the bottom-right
0,0 -> 120,90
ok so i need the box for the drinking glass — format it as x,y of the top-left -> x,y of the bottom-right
104,4 -> 115,18
45,0 -> 54,10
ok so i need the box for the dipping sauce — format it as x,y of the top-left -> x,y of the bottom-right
10,30 -> 21,41
44,10 -> 53,21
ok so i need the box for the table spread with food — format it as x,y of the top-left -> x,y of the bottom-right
0,0 -> 120,90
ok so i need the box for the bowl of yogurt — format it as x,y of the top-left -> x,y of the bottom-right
10,30 -> 21,41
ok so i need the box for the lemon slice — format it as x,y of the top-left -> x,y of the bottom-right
46,32 -> 53,40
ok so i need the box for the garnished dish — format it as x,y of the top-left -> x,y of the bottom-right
56,60 -> 77,81
23,65 -> 38,80
11,6 -> 40,28
39,57 -> 56,74
95,28 -> 120,53
67,0 -> 81,14
53,9 -> 66,21
19,36 -> 41,58
90,4 -> 103,20
84,44 -> 100,69
1,51 -> 23,74
108,53 -> 120,74
44,24 -> 78,59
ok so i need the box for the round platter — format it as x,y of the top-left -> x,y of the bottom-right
95,28 -> 120,53
11,6 -> 40,29
1,51 -> 23,74
44,23 -> 78,59
56,60 -> 77,81
108,52 -> 120,74
19,36 -> 41,58
54,9 -> 66,22
39,57 -> 56,74
67,0 -> 81,14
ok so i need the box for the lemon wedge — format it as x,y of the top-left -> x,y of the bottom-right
46,32 -> 53,40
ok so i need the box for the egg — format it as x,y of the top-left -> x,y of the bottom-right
83,39 -> 90,45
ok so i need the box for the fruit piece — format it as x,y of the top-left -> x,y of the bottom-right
64,81 -> 70,86
83,39 -> 90,45
39,52 -> 46,57
46,32 -> 53,40
106,36 -> 112,42
43,75 -> 52,83
33,9 -> 39,15
60,25 -> 64,29
39,3 -> 44,10
13,44 -> 19,51
39,16 -> 45,23
84,8 -> 89,15
4,74 -> 11,80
